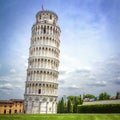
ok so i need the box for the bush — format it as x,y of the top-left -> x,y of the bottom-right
77,104 -> 120,113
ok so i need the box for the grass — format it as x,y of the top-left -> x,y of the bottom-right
0,114 -> 120,120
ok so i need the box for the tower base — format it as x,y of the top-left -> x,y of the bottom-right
24,95 -> 57,114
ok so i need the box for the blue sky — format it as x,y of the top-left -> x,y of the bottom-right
0,0 -> 120,99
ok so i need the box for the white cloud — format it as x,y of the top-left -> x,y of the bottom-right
58,54 -> 120,98
21,55 -> 28,59
10,68 -> 16,73
71,85 -> 79,89
0,72 -> 26,99
0,83 -> 12,88
0,73 -> 26,83
88,80 -> 107,87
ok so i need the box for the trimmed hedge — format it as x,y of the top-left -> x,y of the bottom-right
77,104 -> 120,113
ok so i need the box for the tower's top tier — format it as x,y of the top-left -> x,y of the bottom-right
36,10 -> 58,25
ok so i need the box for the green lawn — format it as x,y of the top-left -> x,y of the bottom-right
0,114 -> 120,120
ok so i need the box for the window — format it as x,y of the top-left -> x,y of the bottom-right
9,109 -> 11,114
14,110 -> 17,113
4,110 -> 6,114
44,27 -> 46,34
38,89 -> 41,94
50,14 -> 52,19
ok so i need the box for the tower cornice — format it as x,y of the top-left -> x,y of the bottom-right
36,10 -> 58,21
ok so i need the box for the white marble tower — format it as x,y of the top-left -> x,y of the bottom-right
24,7 -> 60,114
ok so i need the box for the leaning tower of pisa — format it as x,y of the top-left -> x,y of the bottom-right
24,8 -> 60,114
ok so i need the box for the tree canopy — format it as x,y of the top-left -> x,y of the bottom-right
99,92 -> 110,100
83,94 -> 95,99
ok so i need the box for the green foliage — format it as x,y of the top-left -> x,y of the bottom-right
77,104 -> 120,113
99,92 -> 110,100
83,94 -> 95,99
67,95 -> 83,113
60,97 -> 65,113
0,114 -> 120,120
57,101 -> 61,113
57,97 -> 65,113
67,96 -> 76,103
67,99 -> 73,113
79,95 -> 83,105
73,97 -> 78,113
64,102 -> 68,113
67,95 -> 83,105
58,95 -> 83,113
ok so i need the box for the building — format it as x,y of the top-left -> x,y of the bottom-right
0,99 -> 24,114
24,7 -> 61,114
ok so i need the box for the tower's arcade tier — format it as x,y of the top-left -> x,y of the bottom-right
24,9 -> 60,114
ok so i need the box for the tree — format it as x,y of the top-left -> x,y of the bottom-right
79,95 -> 83,105
67,99 -> 73,113
73,97 -> 78,113
84,94 -> 95,99
57,101 -> 61,113
67,96 -> 75,103
67,95 -> 83,113
60,97 -> 65,113
99,92 -> 110,100
58,95 -> 83,113
64,101 -> 67,113
57,97 -> 65,113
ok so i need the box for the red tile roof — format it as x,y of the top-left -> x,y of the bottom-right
0,99 -> 24,103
